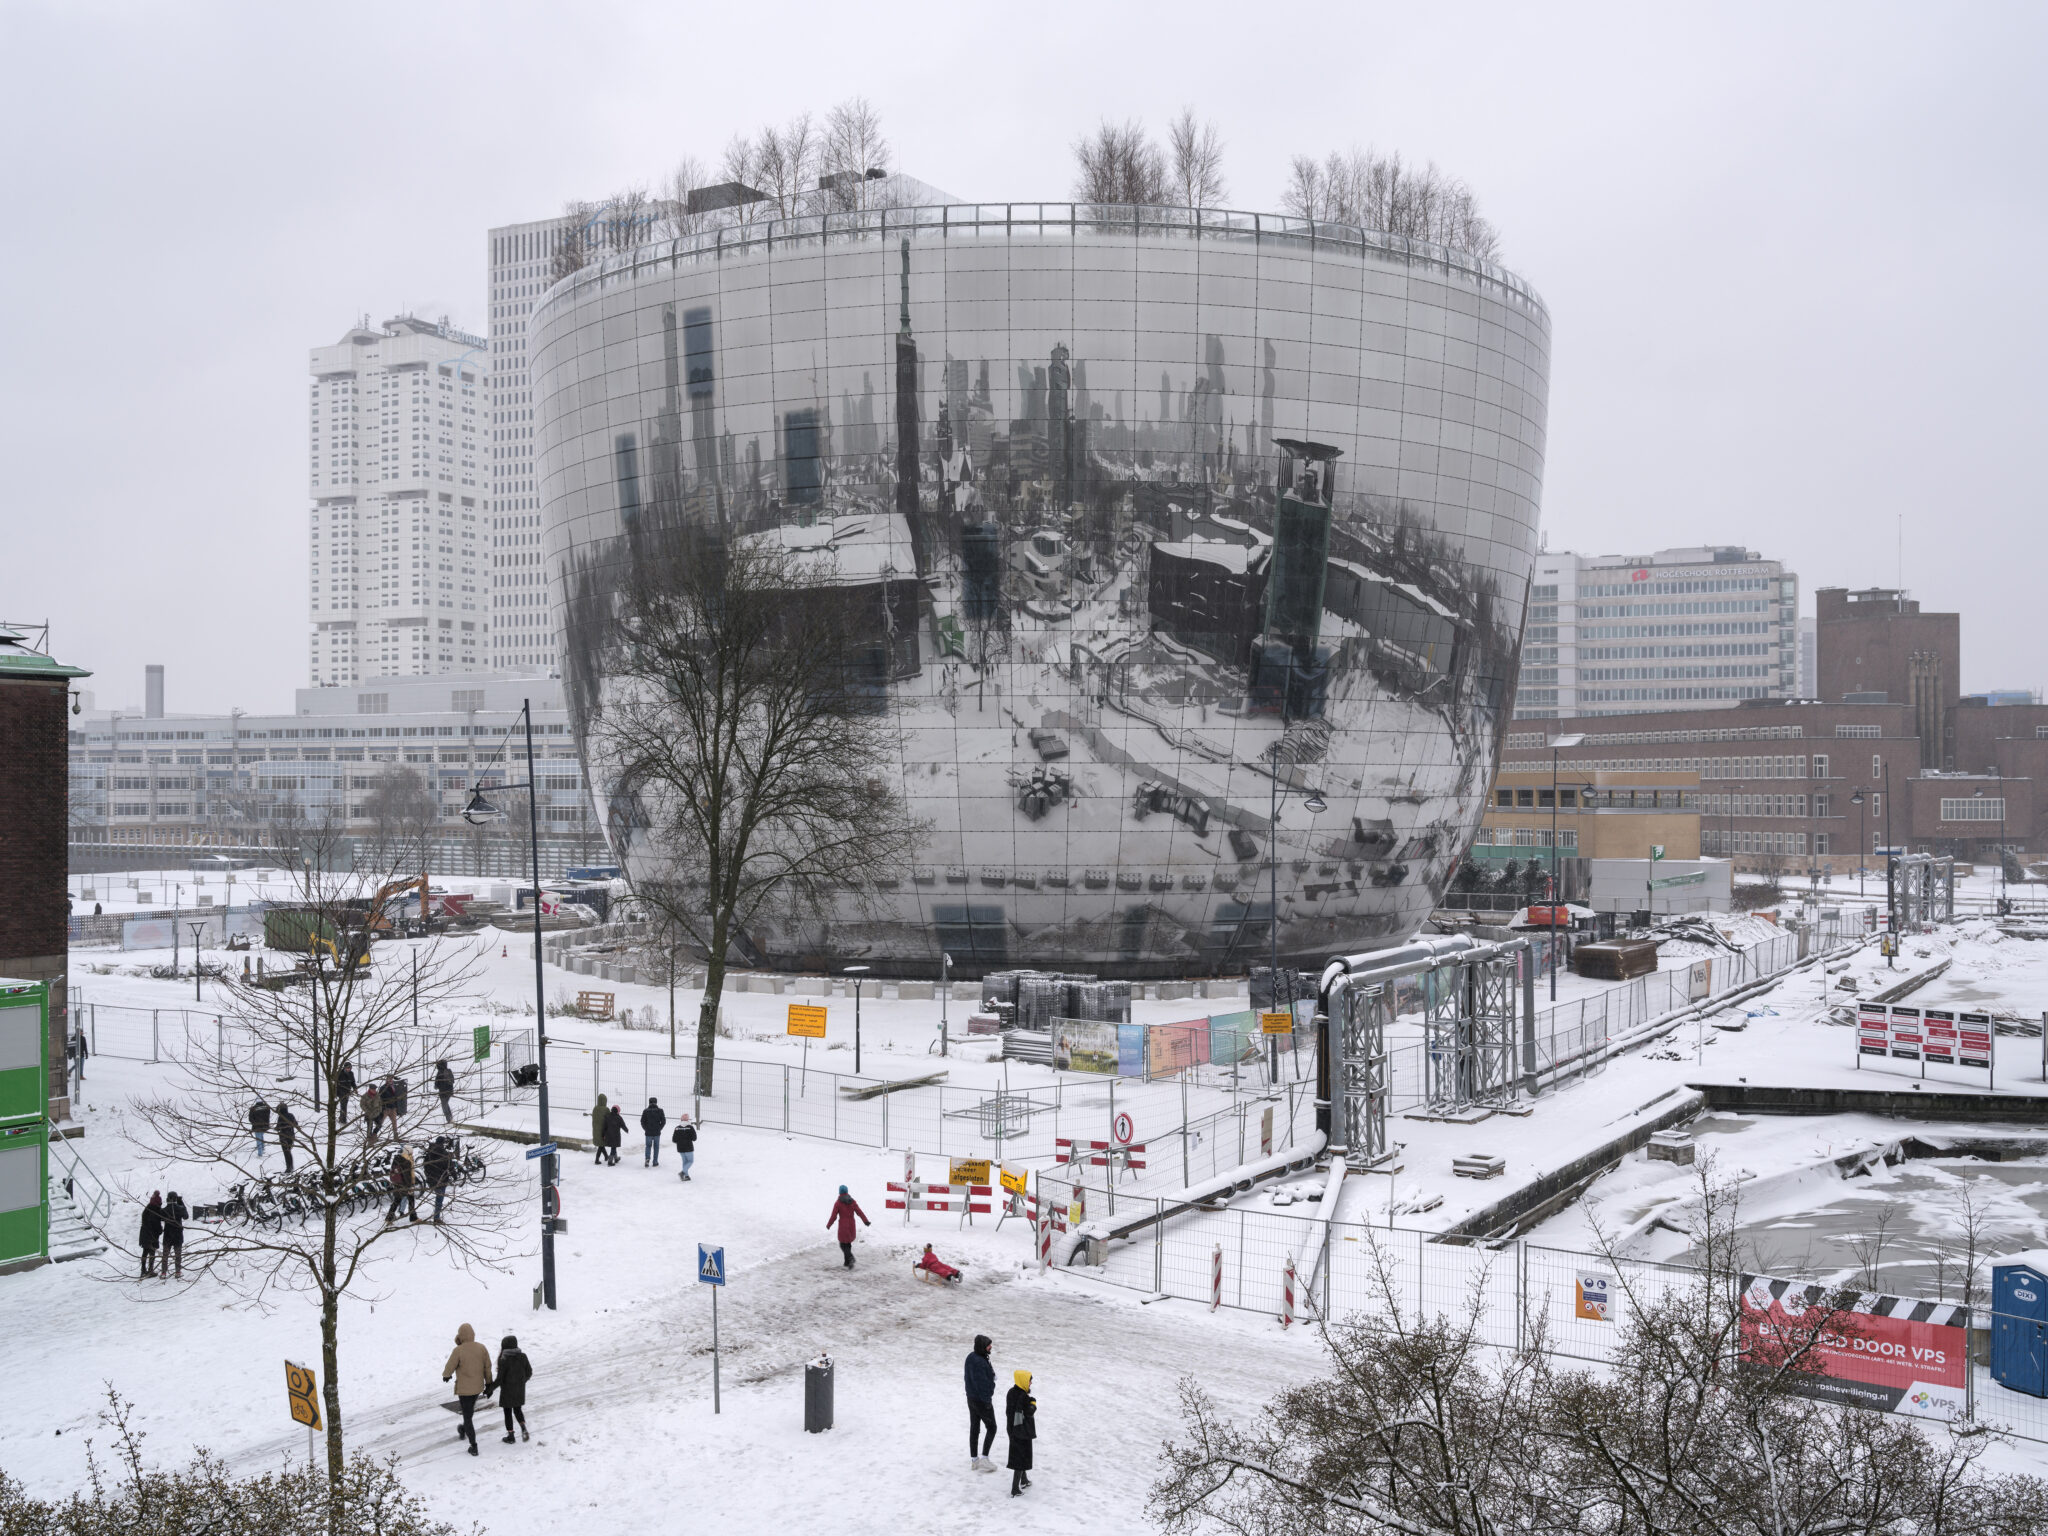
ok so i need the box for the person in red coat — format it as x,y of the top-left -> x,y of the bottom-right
825,1185 -> 870,1269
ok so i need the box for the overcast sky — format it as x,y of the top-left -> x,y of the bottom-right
3,2 -> 2040,712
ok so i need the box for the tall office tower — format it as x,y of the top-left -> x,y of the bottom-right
486,217 -> 573,675
1512,546 -> 1799,720
308,316 -> 486,685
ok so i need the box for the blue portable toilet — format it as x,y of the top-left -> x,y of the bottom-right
1990,1250 -> 2048,1399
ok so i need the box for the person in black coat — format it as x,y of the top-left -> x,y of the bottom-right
601,1105 -> 626,1166
672,1117 -> 697,1182
639,1098 -> 667,1167
275,1101 -> 299,1173
377,1075 -> 399,1134
385,1145 -> 418,1223
161,1192 -> 187,1279
433,1060 -> 456,1124
423,1136 -> 455,1223
965,1334 -> 997,1469
138,1191 -> 164,1278
249,1099 -> 271,1158
335,1061 -> 357,1124
1005,1369 -> 1037,1496
490,1334 -> 534,1442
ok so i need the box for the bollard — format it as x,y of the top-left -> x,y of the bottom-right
803,1353 -> 834,1433
1280,1257 -> 1295,1328
1211,1243 -> 1223,1313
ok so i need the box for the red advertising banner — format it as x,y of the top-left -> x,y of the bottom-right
1922,1009 -> 1957,1066
1739,1273 -> 1969,1419
1856,1004 -> 1890,1060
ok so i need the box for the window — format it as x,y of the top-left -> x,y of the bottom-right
1559,789 -> 1577,808
1873,754 -> 1883,781
358,693 -> 389,715
1940,797 -> 2004,822
1537,789 -> 1555,808
1812,753 -> 1828,780
1836,724 -> 1881,738
1516,788 -> 1535,807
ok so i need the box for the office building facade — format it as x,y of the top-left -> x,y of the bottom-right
1513,546 -> 1798,720
531,203 -> 1552,974
487,218 -> 574,677
308,317 -> 487,686
1814,587 -> 1959,769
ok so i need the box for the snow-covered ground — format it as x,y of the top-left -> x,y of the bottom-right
18,899 -> 2048,1522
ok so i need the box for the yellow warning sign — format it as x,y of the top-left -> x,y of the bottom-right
949,1157 -> 992,1186
786,1004 -> 827,1039
1259,1010 -> 1293,1035
285,1360 -> 321,1429
999,1167 -> 1028,1197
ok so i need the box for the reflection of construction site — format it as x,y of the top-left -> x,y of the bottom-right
559,252 -> 1531,977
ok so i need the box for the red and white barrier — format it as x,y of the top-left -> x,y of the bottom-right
1280,1257 -> 1296,1328
1210,1243 -> 1223,1312
886,1179 -> 993,1217
1055,1137 -> 1147,1171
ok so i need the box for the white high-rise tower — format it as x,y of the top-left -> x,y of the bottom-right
308,316 -> 486,685
487,217 -> 572,676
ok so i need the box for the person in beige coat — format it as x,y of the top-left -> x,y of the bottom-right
442,1322 -> 493,1455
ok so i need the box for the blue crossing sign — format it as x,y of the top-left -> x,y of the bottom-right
698,1244 -> 726,1286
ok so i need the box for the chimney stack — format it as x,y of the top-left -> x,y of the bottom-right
145,664 -> 164,719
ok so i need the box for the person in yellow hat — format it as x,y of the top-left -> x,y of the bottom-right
1005,1368 -> 1037,1496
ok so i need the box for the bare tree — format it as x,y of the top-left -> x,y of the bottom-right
1166,108 -> 1226,209
1157,1164 -> 2048,1536
120,862 -> 520,1501
1073,119 -> 1166,207
1846,1197 -> 1904,1291
359,763 -> 436,875
589,531 -> 927,1096
1280,146 -> 1501,260
821,97 -> 891,211
551,198 -> 601,283
755,113 -> 819,221
718,132 -> 768,230
660,153 -> 710,238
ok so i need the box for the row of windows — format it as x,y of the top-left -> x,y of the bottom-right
1473,827 -> 1579,848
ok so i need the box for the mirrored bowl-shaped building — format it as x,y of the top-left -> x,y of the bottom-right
533,206 -> 1550,977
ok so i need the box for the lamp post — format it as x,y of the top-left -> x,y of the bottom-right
1546,734 -> 1585,1001
1851,788 -> 1866,898
1264,742 -> 1327,1076
939,951 -> 952,1059
461,698 -> 556,1311
845,966 -> 870,1075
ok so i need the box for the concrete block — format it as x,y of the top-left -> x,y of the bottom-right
1158,981 -> 1192,1001
793,976 -> 828,996
897,981 -> 934,1001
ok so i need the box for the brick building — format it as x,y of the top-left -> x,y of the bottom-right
1814,587 -> 1959,769
0,627 -> 90,1119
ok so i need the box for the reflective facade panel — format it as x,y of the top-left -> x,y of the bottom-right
534,208 -> 1552,976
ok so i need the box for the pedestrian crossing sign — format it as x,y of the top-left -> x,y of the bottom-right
698,1243 -> 725,1286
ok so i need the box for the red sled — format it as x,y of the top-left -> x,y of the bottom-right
913,1246 -> 962,1285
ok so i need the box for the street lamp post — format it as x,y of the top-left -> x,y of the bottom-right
1851,789 -> 1867,899
1546,734 -> 1585,1001
1264,743 -> 1327,1077
939,951 -> 952,1059
461,698 -> 557,1311
845,966 -> 870,1075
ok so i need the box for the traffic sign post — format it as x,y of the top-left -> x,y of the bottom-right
788,1004 -> 826,1096
285,1359 -> 320,1469
699,1244 -> 725,1414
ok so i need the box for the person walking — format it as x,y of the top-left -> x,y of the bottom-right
392,1071 -> 410,1120
335,1060 -> 356,1125
249,1098 -> 271,1159
423,1135 -> 454,1224
69,1028 -> 87,1085
672,1115 -> 697,1182
161,1191 -> 187,1280
378,1074 -> 400,1134
385,1144 -> 418,1224
433,1059 -> 456,1124
441,1323 -> 493,1457
965,1333 -> 998,1472
489,1335 -> 533,1443
360,1083 -> 383,1142
1005,1369 -> 1037,1497
275,1100 -> 299,1174
825,1185 -> 870,1269
602,1104 -> 626,1167
138,1191 -> 163,1279
639,1097 -> 666,1167
589,1093 -> 610,1166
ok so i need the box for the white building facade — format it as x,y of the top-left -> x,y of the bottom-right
487,219 -> 571,676
308,317 -> 487,686
1514,546 -> 1799,720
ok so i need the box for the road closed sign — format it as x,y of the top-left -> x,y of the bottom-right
787,1004 -> 827,1039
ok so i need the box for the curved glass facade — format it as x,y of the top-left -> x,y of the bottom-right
533,207 -> 1551,975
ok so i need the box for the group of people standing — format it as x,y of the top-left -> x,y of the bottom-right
381,1134 -> 462,1224
587,1094 -> 697,1179
136,1190 -> 187,1278
965,1334 -> 1037,1496
335,1058 -> 460,1139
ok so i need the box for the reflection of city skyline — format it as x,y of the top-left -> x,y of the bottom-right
545,224 -> 1550,976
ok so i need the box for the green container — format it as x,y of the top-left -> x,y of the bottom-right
264,908 -> 336,954
0,978 -> 48,1126
0,1120 -> 48,1267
